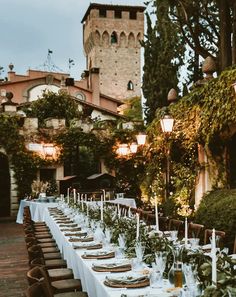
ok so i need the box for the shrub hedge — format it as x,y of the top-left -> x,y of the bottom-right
194,189 -> 236,251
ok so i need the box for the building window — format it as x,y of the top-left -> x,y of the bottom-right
111,31 -> 118,44
115,10 -> 122,19
75,92 -> 86,101
127,80 -> 134,90
99,9 -> 106,18
130,11 -> 137,20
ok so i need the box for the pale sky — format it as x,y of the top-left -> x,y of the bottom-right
0,0 -> 144,80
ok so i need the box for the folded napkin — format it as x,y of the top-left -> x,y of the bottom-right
61,227 -> 81,232
65,232 -> 87,237
105,275 -> 148,285
59,223 -> 77,227
82,251 -> 115,259
73,243 -> 102,250
93,263 -> 131,270
68,236 -> 93,242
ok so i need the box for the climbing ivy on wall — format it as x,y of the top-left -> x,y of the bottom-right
142,66 -> 236,214
0,114 -> 40,198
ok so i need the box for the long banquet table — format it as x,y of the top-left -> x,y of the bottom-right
16,199 -> 58,224
16,198 -> 136,224
44,208 -> 173,297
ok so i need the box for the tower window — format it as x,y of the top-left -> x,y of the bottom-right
99,9 -> 106,18
115,10 -> 122,19
130,11 -> 137,20
111,31 -> 118,44
127,80 -> 134,90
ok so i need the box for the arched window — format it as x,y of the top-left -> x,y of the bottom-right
120,32 -> 126,47
102,31 -> 109,47
128,32 -> 135,47
111,31 -> 118,44
127,80 -> 134,90
75,92 -> 86,101
94,30 -> 101,46
137,32 -> 142,47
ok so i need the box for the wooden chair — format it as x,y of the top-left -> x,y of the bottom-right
25,281 -> 45,297
27,246 -> 67,269
25,274 -> 88,297
30,257 -> 67,270
159,217 -> 169,231
27,266 -> 83,295
168,219 -> 184,237
25,238 -> 59,254
29,257 -> 74,282
28,245 -> 62,261
204,229 -> 226,247
25,233 -> 57,245
188,223 -> 204,239
25,235 -> 57,249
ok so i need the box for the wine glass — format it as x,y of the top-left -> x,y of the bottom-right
155,251 -> 167,283
135,242 -> 145,268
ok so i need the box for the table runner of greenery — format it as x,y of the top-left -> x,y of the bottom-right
64,201 -> 236,297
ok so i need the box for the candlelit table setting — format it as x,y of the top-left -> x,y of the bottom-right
39,197 -> 236,297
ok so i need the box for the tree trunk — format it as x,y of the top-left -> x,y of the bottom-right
218,0 -> 232,71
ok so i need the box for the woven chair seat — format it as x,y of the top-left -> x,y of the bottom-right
42,247 -> 59,253
51,279 -> 82,293
48,268 -> 74,282
44,252 -> 62,260
38,238 -> 56,244
45,259 -> 67,269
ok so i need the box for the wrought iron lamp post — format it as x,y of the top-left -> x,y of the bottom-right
160,114 -> 174,200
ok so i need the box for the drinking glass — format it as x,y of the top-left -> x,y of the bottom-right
170,230 -> 178,242
155,251 -> 167,284
135,242 -> 145,269
188,238 -> 200,250
149,267 -> 162,288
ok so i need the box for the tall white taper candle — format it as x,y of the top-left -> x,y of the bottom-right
211,228 -> 217,285
136,213 -> 140,240
73,189 -> 76,204
184,217 -> 188,246
155,196 -> 159,232
101,194 -> 104,221
81,194 -> 84,211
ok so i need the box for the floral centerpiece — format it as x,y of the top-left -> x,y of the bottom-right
31,180 -> 48,198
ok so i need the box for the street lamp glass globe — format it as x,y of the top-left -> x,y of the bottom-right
160,115 -> 174,133
136,133 -> 147,145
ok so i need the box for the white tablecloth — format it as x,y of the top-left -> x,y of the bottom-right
111,198 -> 136,208
16,200 -> 58,224
45,209 -> 172,297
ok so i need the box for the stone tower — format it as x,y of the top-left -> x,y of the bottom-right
82,3 -> 145,101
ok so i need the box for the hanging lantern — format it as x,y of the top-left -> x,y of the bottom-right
130,142 -> 138,154
160,115 -> 174,133
43,144 -> 55,158
136,132 -> 147,145
117,143 -> 129,156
